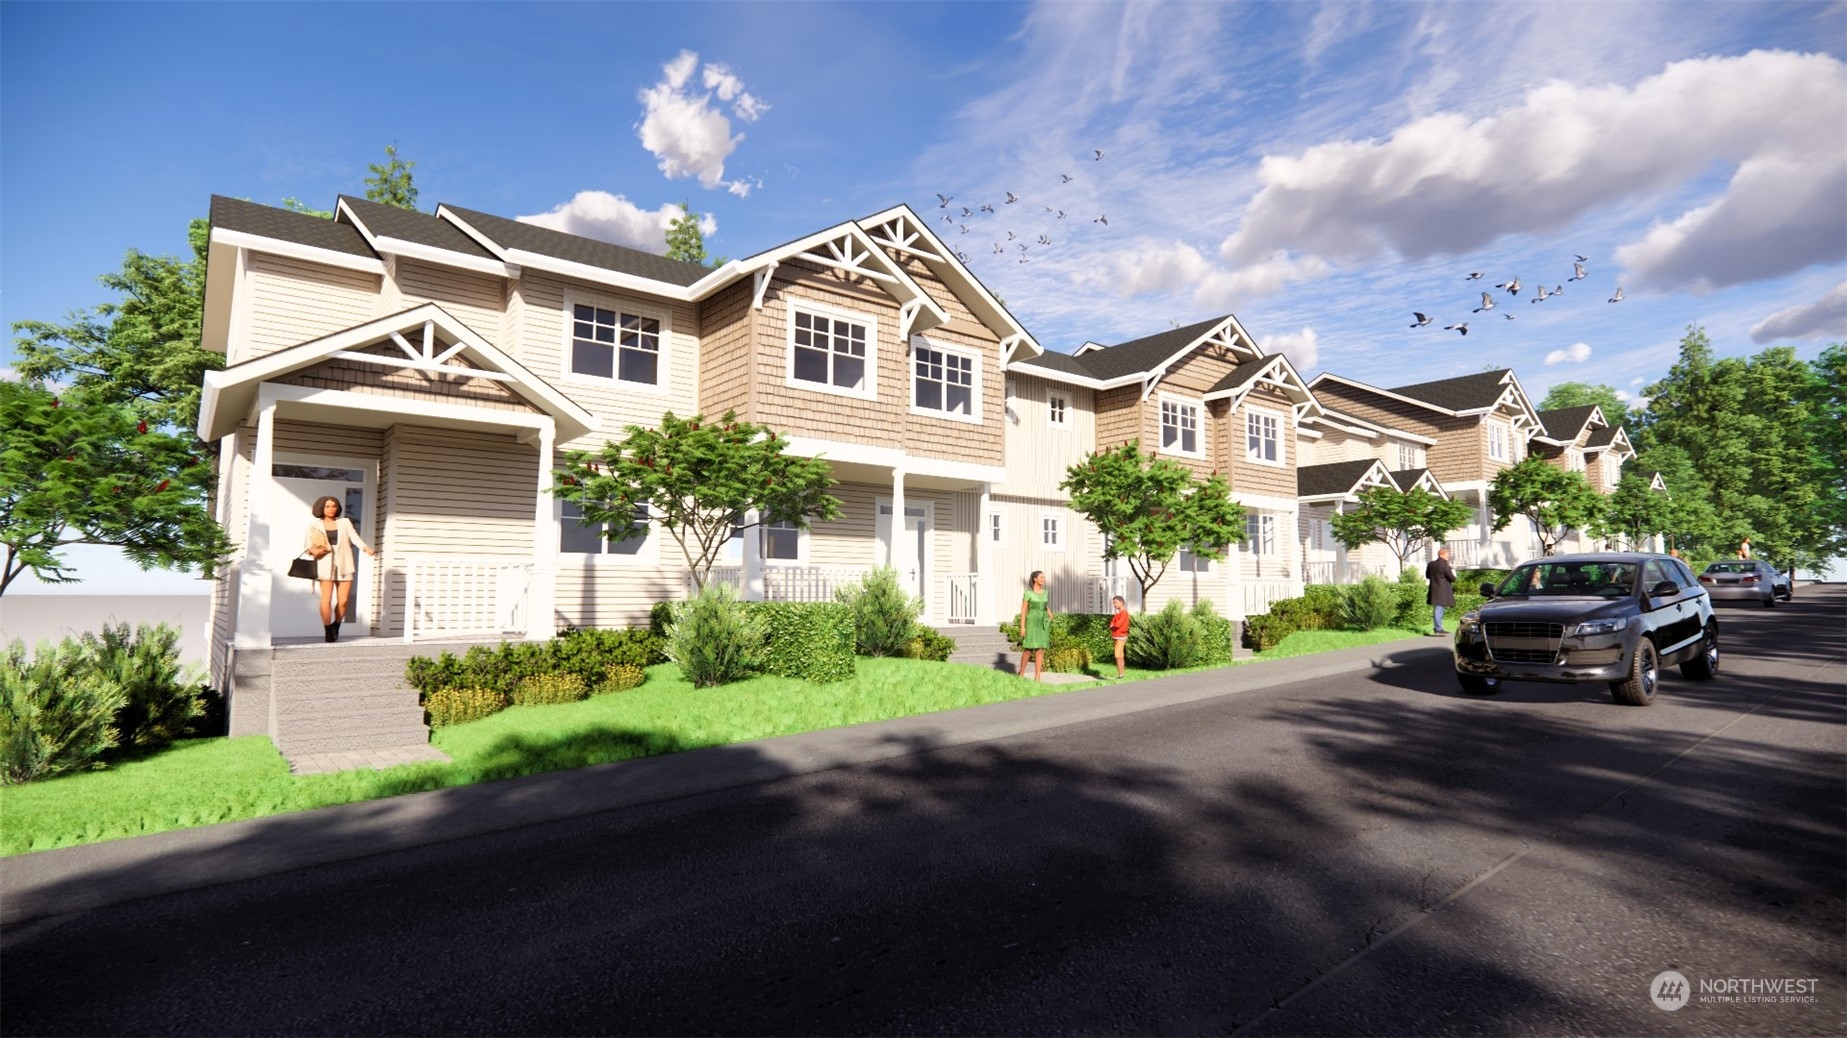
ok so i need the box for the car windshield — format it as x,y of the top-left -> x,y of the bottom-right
1497,561 -> 1639,597
1704,561 -> 1756,573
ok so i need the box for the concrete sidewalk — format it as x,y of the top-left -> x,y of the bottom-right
0,636 -> 1443,925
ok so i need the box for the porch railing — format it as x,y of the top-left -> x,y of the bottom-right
1445,539 -> 1483,568
1242,580 -> 1303,618
1081,576 -> 1137,615
693,565 -> 871,603
1302,561 -> 1397,585
403,557 -> 534,642
944,573 -> 979,624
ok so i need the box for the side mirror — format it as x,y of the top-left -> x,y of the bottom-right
1650,580 -> 1679,598
1479,582 -> 1497,598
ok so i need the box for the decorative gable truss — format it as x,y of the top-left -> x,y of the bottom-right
1203,353 -> 1325,423
857,205 -> 1045,369
1390,468 -> 1449,497
1140,315 -> 1264,400
743,222 -> 949,340
1487,373 -> 1544,438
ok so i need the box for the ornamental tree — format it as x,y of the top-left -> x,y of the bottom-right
1060,440 -> 1246,605
553,411 -> 841,591
0,381 -> 231,596
1596,471 -> 1674,550
1329,486 -> 1474,569
1488,456 -> 1607,556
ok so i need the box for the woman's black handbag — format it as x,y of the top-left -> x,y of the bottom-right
287,553 -> 319,580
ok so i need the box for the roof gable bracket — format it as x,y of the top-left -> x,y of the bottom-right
999,333 -> 1027,369
329,348 -> 515,383
796,233 -> 900,286
752,262 -> 778,310
1141,367 -> 1168,401
899,300 -> 924,340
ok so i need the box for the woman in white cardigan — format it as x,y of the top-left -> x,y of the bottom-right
305,495 -> 375,643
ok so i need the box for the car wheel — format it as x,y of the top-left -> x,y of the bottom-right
1764,592 -> 1776,608
1458,673 -> 1502,695
1611,639 -> 1660,706
1680,621 -> 1720,681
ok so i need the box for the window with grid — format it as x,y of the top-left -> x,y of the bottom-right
1604,456 -> 1620,485
561,500 -> 649,556
913,345 -> 974,416
1569,451 -> 1585,472
1488,422 -> 1508,461
1161,400 -> 1199,454
1246,410 -> 1280,463
571,305 -> 660,384
1245,512 -> 1275,556
1397,443 -> 1424,469
1041,514 -> 1062,550
1048,394 -> 1068,426
988,511 -> 1005,545
792,309 -> 868,392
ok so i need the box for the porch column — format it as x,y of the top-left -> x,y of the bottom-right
1335,501 -> 1349,582
975,483 -> 994,624
233,396 -> 277,649
887,469 -> 906,567
741,508 -> 765,601
1476,491 -> 1493,565
526,423 -> 557,641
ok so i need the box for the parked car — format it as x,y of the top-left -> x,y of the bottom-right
1698,559 -> 1791,607
1453,552 -> 1719,706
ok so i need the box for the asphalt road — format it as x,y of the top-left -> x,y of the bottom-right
5,588 -> 1842,1036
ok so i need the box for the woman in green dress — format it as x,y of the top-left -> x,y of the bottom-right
1017,570 -> 1052,681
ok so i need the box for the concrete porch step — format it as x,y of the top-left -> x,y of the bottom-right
279,724 -> 436,756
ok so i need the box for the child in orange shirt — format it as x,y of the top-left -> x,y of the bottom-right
1109,595 -> 1130,678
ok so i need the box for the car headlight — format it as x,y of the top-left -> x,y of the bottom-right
1458,611 -> 1482,632
1571,617 -> 1629,637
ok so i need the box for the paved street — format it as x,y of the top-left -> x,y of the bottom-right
4,587 -> 1842,1036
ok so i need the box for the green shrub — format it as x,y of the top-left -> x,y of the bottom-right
595,663 -> 647,695
648,601 -> 677,640
511,672 -> 590,706
1191,600 -> 1233,666
82,623 -> 202,753
1,638 -> 127,784
1045,645 -> 1092,673
550,627 -> 664,685
1457,568 -> 1509,594
835,567 -> 923,657
667,582 -> 767,687
903,627 -> 957,662
405,627 -> 662,696
1241,612 -> 1294,652
753,601 -> 855,683
1341,576 -> 1399,631
424,686 -> 508,729
1127,601 -> 1203,670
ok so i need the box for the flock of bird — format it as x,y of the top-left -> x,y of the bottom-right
931,150 -> 1110,266
1412,256 -> 1625,336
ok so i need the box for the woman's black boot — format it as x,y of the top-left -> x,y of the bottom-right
324,623 -> 337,643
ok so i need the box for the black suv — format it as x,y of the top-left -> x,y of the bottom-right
1453,552 -> 1719,705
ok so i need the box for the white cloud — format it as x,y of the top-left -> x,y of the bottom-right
636,50 -> 767,194
1217,50 -> 1847,292
517,191 -> 714,252
1086,241 -> 1330,310
0,367 -> 17,383
1749,281 -> 1847,343
1258,326 -> 1320,372
1544,342 -> 1592,365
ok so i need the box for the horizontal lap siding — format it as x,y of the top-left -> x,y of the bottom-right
554,565 -> 686,630
516,272 -> 700,453
1143,567 -> 1229,614
387,427 -> 537,556
273,419 -> 385,460
809,481 -> 880,569
243,254 -> 379,361
1004,375 -> 1094,499
395,260 -> 503,341
754,265 -> 907,450
279,351 -> 537,413
697,280 -> 755,418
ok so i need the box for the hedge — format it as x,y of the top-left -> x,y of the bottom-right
751,601 -> 856,683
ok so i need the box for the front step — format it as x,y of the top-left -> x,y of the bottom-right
932,625 -> 1018,671
269,638 -> 439,762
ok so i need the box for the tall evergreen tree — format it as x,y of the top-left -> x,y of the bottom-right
364,144 -> 419,211
1538,381 -> 1632,431
665,202 -> 722,266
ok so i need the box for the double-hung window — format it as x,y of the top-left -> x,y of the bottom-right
1488,421 -> 1508,461
791,308 -> 870,395
1245,512 -> 1276,557
1178,544 -> 1215,573
1246,408 -> 1282,464
571,304 -> 660,385
1048,393 -> 1068,427
1041,513 -> 1063,551
561,500 -> 650,557
762,518 -> 802,562
1396,443 -> 1424,470
912,343 -> 976,419
1161,399 -> 1200,455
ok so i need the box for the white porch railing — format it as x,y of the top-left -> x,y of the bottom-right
1302,561 -> 1396,585
1242,580 -> 1303,618
945,573 -> 979,624
403,558 -> 534,642
692,565 -> 872,604
1445,539 -> 1483,568
1081,576 -> 1137,615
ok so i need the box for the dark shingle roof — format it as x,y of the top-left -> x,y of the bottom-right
209,196 -> 377,259
1536,405 -> 1602,440
1389,369 -> 1513,411
1206,356 -> 1275,395
441,205 -> 712,287
1013,350 -> 1096,379
1076,316 -> 1231,381
1390,468 -> 1435,492
1584,425 -> 1623,450
1298,459 -> 1385,497
338,196 -> 497,260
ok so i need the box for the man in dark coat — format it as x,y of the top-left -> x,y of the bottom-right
1426,546 -> 1457,635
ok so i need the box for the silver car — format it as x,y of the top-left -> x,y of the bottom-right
1698,559 -> 1791,607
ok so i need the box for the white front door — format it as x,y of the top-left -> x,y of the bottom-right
876,503 -> 929,608
267,460 -> 374,639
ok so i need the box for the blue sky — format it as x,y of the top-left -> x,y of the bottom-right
3,1 -> 1844,593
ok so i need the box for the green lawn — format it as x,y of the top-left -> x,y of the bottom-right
2,629 -> 1430,856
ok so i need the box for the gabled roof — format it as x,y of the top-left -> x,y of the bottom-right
1011,349 -> 1092,380
439,204 -> 713,287
856,205 -> 1041,363
1012,314 -> 1264,387
337,196 -> 498,263
1310,405 -> 1439,445
209,195 -> 378,260
1534,405 -> 1605,443
1204,357 -> 1273,396
1298,458 -> 1395,499
1583,424 -> 1635,458
1389,468 -> 1449,497
1392,370 -> 1519,411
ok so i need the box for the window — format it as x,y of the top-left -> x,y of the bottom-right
1396,443 -> 1424,469
762,518 -> 801,562
1041,513 -> 1063,551
1245,512 -> 1276,557
1101,532 -> 1118,577
1161,399 -> 1200,455
1247,409 -> 1282,464
791,308 -> 869,394
912,343 -> 975,418
1048,393 -> 1068,427
1604,456 -> 1620,486
561,500 -> 649,556
1178,544 -> 1215,573
1311,518 -> 1332,552
1568,451 -> 1585,472
987,511 -> 1005,545
572,304 -> 660,385
1488,421 -> 1508,461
